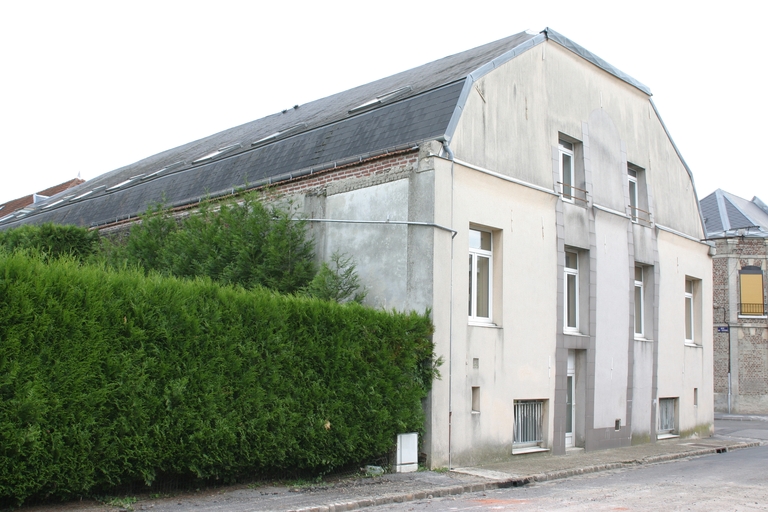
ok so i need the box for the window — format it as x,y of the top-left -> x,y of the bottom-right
628,168 -> 638,222
684,277 -> 701,344
559,140 -> 575,202
693,388 -> 698,407
565,251 -> 579,331
471,387 -> 480,413
739,266 -> 765,316
514,400 -> 544,449
684,279 -> 694,342
627,164 -> 650,224
658,397 -> 677,436
468,229 -> 493,322
634,266 -> 644,337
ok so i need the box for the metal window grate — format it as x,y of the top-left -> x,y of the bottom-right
658,398 -> 676,433
514,400 -> 544,447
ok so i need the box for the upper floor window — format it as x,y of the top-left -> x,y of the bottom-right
469,228 -> 492,323
559,140 -> 575,202
565,251 -> 579,331
627,164 -> 650,224
739,266 -> 765,316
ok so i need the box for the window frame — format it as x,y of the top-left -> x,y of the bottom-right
468,228 -> 493,324
564,251 -> 579,332
559,140 -> 575,203
628,168 -> 639,223
739,266 -> 766,317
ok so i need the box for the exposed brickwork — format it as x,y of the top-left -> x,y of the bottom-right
97,150 -> 420,234
714,331 -> 730,393
712,238 -> 768,412
263,152 -> 419,198
739,327 -> 768,395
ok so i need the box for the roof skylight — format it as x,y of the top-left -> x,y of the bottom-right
143,160 -> 184,180
192,144 -> 242,164
348,86 -> 412,114
42,199 -> 64,209
251,123 -> 307,147
106,179 -> 135,191
70,190 -> 95,201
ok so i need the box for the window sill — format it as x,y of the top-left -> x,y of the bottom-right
564,331 -> 589,338
469,321 -> 501,329
634,337 -> 653,342
738,315 -> 767,319
684,342 -> 702,348
512,446 -> 549,455
471,411 -> 480,415
657,433 -> 679,440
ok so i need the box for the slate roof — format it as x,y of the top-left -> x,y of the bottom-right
700,189 -> 768,238
0,28 -> 652,230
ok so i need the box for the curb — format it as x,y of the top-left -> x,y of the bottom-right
289,442 -> 763,512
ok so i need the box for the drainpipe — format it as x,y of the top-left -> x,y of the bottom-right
442,141 -> 456,470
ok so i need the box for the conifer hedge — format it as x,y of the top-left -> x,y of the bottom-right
0,253 -> 435,506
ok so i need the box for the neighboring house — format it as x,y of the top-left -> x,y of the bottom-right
0,28 -> 713,467
0,178 -> 84,221
701,190 -> 768,414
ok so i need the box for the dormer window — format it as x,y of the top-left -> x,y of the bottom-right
348,86 -> 412,114
192,143 -> 242,164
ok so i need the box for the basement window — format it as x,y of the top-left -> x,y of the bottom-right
348,86 -> 412,114
192,143 -> 242,164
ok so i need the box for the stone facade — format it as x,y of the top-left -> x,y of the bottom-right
712,237 -> 768,413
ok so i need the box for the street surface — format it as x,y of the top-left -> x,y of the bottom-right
372,444 -> 768,511
18,415 -> 768,511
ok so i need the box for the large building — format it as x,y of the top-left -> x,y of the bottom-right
701,190 -> 768,414
0,29 -> 714,467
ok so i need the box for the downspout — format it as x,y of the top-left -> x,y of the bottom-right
442,141 -> 456,470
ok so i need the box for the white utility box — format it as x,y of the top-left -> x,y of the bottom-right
395,432 -> 418,473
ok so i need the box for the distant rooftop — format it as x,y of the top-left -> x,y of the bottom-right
0,178 -> 85,221
700,189 -> 768,239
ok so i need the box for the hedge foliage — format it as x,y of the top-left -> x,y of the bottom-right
104,196 -> 316,294
0,223 -> 100,262
0,253 -> 435,506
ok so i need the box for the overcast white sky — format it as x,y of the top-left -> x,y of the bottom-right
1,0 -> 765,206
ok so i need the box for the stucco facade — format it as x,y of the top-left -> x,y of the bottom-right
289,40 -> 713,466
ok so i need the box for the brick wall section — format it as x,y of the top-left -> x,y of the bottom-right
712,238 -> 768,410
98,150 -> 420,236
267,152 -> 419,198
740,327 -> 768,395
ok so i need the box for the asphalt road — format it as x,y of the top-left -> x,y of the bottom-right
373,443 -> 768,511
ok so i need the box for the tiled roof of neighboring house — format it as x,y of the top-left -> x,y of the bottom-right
0,178 -> 85,219
0,28 -> 653,230
700,189 -> 768,239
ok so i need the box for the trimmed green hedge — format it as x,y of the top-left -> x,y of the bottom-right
0,253 -> 435,506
